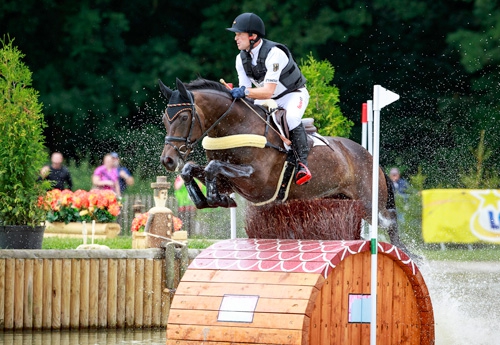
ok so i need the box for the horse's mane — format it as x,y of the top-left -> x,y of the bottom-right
184,78 -> 266,116
185,78 -> 231,95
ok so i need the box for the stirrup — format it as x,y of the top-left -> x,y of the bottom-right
295,162 -> 311,185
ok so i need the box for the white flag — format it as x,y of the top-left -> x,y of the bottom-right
373,85 -> 399,111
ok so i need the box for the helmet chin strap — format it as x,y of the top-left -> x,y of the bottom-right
248,35 -> 260,52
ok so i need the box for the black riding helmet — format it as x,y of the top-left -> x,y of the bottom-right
226,13 -> 265,37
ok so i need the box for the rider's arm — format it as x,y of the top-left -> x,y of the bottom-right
246,83 -> 277,99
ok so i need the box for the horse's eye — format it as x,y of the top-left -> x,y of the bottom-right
181,114 -> 189,121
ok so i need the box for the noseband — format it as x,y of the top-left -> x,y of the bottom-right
164,91 -> 237,162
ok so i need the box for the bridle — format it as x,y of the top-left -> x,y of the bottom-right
164,91 -> 237,162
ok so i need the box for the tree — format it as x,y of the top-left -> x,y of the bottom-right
300,54 -> 352,137
0,37 -> 49,226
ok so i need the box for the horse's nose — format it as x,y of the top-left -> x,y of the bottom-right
160,155 -> 177,171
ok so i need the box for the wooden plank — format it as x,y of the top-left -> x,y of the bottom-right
42,259 -> 53,329
98,258 -> 109,328
14,259 -> 24,329
116,259 -> 126,328
181,270 -> 324,288
391,263 -> 404,344
170,295 -> 312,316
167,324 -> 306,344
51,259 -> 62,330
125,258 -> 135,327
32,259 -> 43,329
151,259 -> 162,327
88,258 -> 99,328
378,255 -> 394,345
79,259 -> 90,328
175,282 -> 316,300
60,259 -> 72,328
319,270 -> 333,345
330,255 -> 344,345
70,259 -> 81,329
341,254 -> 353,343
107,258 -> 118,328
360,250 -> 371,344
161,255 -> 170,326
143,258 -> 153,327
348,253 -> 361,345
308,283 -> 321,345
0,259 -> 5,331
134,259 -> 144,327
166,342 -> 285,345
168,309 -> 307,330
23,259 -> 34,329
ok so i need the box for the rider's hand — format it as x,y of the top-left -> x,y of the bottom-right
230,86 -> 247,99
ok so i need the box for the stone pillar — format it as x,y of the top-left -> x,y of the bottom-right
144,176 -> 173,248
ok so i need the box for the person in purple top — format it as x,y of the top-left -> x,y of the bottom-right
92,153 -> 120,195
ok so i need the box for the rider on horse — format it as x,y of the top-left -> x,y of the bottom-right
226,13 -> 312,185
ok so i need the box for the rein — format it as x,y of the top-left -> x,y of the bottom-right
164,91 -> 237,161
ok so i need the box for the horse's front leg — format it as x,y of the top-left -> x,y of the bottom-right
204,160 -> 254,208
382,208 -> 422,264
180,162 -> 209,209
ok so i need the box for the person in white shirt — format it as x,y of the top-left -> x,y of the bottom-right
227,12 -> 312,185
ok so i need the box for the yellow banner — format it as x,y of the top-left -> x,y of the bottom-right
422,189 -> 500,243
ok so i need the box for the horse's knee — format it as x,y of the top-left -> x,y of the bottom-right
181,162 -> 199,182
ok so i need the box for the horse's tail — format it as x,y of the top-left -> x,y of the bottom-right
383,170 -> 396,210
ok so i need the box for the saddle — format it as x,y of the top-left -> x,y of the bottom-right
259,99 -> 321,147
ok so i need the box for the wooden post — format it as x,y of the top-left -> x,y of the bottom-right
134,259 -> 144,327
88,258 -> 99,328
70,259 -> 80,329
14,259 -> 24,329
23,259 -> 34,330
116,259 -> 126,328
152,259 -> 163,327
60,259 -> 72,328
0,259 -> 5,331
42,259 -> 52,329
143,258 -> 154,327
98,258 -> 108,328
51,259 -> 62,330
107,258 -> 118,328
32,259 -> 43,329
79,259 -> 90,328
125,259 -> 135,327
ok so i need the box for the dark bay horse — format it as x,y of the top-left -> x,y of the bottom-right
159,78 -> 408,251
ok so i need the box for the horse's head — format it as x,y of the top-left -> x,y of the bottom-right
159,78 -> 203,172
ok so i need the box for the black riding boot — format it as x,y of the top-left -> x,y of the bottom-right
289,123 -> 312,185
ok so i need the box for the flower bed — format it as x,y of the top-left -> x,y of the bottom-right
38,189 -> 121,223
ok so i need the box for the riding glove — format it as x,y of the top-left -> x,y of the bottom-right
231,86 -> 246,99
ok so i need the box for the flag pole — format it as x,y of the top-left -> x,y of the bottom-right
370,85 -> 399,345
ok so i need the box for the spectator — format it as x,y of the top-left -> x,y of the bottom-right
40,152 -> 73,190
111,152 -> 134,194
92,154 -> 120,195
389,167 -> 409,199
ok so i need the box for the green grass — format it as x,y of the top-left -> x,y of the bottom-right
42,236 -> 215,250
422,245 -> 500,261
42,236 -> 133,249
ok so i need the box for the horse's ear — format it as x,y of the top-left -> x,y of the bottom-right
176,78 -> 189,99
158,79 -> 173,100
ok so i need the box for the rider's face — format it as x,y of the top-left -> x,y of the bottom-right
234,32 -> 256,51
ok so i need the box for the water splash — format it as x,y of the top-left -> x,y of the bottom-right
421,260 -> 500,345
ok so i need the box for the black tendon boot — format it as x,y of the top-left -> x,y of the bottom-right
289,123 -> 312,185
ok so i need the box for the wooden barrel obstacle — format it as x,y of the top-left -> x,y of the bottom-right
166,239 -> 434,345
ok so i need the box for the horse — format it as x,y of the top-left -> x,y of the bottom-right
159,77 -> 409,254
